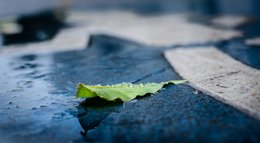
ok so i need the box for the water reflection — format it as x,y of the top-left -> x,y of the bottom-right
0,52 -> 83,142
77,98 -> 122,140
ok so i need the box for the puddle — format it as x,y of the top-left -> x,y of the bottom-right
0,51 -> 82,141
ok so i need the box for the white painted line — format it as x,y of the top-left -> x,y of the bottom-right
0,27 -> 89,55
164,47 -> 260,119
0,11 -> 242,54
211,15 -> 248,28
245,37 -> 260,46
68,11 -> 242,46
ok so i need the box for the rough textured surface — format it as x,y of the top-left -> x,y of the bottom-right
1,35 -> 260,143
165,47 -> 260,119
86,84 -> 260,143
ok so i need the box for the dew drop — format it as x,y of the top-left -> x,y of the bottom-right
40,105 -> 47,108
130,99 -> 138,103
161,88 -> 166,91
193,90 -> 199,95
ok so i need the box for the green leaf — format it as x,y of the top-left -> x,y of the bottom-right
76,80 -> 187,102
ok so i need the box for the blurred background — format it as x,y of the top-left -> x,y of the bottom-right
1,0 -> 260,47
1,0 -> 260,16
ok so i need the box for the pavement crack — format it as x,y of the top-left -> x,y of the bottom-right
132,68 -> 167,84
227,70 -> 241,75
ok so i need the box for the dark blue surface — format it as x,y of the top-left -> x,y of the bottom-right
1,0 -> 260,142
187,15 -> 260,70
74,0 -> 260,17
76,35 -> 260,143
217,38 -> 260,70
215,19 -> 260,70
49,35 -> 260,142
1,35 -> 260,142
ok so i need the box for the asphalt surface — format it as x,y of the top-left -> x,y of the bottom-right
0,35 -> 259,143
0,0 -> 260,143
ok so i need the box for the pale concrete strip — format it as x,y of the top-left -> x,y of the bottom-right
0,27 -> 89,55
0,11 -> 242,54
245,37 -> 260,46
211,15 -> 248,28
164,47 -> 260,119
68,11 -> 242,46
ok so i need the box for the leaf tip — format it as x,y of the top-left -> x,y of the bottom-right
76,83 -> 85,89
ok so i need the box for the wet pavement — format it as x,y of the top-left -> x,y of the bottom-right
0,35 -> 259,143
0,0 -> 260,143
